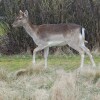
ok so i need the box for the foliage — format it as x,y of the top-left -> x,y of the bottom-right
0,22 -> 9,36
0,0 -> 100,54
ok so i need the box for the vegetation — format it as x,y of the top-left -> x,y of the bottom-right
0,0 -> 100,99
0,22 -> 8,36
0,0 -> 100,54
0,57 -> 100,100
0,54 -> 100,71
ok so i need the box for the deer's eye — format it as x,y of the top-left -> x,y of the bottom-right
18,18 -> 22,20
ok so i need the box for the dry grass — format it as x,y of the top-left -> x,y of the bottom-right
15,62 -> 47,76
0,68 -> 9,81
51,69 -> 77,100
0,65 -> 100,100
33,89 -> 49,100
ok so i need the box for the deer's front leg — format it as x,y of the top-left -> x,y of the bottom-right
33,46 -> 43,65
44,47 -> 49,68
33,50 -> 36,64
32,45 -> 48,66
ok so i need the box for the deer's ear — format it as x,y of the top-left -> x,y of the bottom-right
24,10 -> 28,17
19,10 -> 23,14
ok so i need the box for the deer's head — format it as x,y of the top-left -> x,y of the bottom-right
12,10 -> 29,27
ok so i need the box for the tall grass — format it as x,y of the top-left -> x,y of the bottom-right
0,64 -> 100,100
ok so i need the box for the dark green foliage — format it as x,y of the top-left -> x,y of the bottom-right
0,0 -> 100,54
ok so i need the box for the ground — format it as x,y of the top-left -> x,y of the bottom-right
0,54 -> 100,71
0,54 -> 100,100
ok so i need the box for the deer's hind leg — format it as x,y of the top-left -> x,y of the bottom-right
80,45 -> 96,67
67,42 -> 85,68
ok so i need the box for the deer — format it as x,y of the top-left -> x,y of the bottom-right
12,10 -> 96,68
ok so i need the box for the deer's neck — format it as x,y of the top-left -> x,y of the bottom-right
23,22 -> 38,41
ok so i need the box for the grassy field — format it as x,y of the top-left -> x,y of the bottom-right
0,54 -> 100,71
0,54 -> 100,100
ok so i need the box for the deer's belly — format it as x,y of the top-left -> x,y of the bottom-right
48,34 -> 64,41
36,34 -> 66,46
47,41 -> 66,47
47,34 -> 66,46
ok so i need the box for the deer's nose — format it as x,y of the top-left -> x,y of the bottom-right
12,23 -> 15,27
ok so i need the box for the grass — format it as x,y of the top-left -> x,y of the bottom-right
0,54 -> 100,71
0,65 -> 100,100
0,54 -> 100,100
0,55 -> 32,70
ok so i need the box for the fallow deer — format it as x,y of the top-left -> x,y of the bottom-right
12,10 -> 96,68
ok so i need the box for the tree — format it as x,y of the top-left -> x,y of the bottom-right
0,0 -> 100,54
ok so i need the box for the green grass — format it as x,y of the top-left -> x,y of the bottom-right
0,55 -> 31,70
0,54 -> 100,100
0,54 -> 100,71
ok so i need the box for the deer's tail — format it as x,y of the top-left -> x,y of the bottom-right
81,27 -> 88,43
